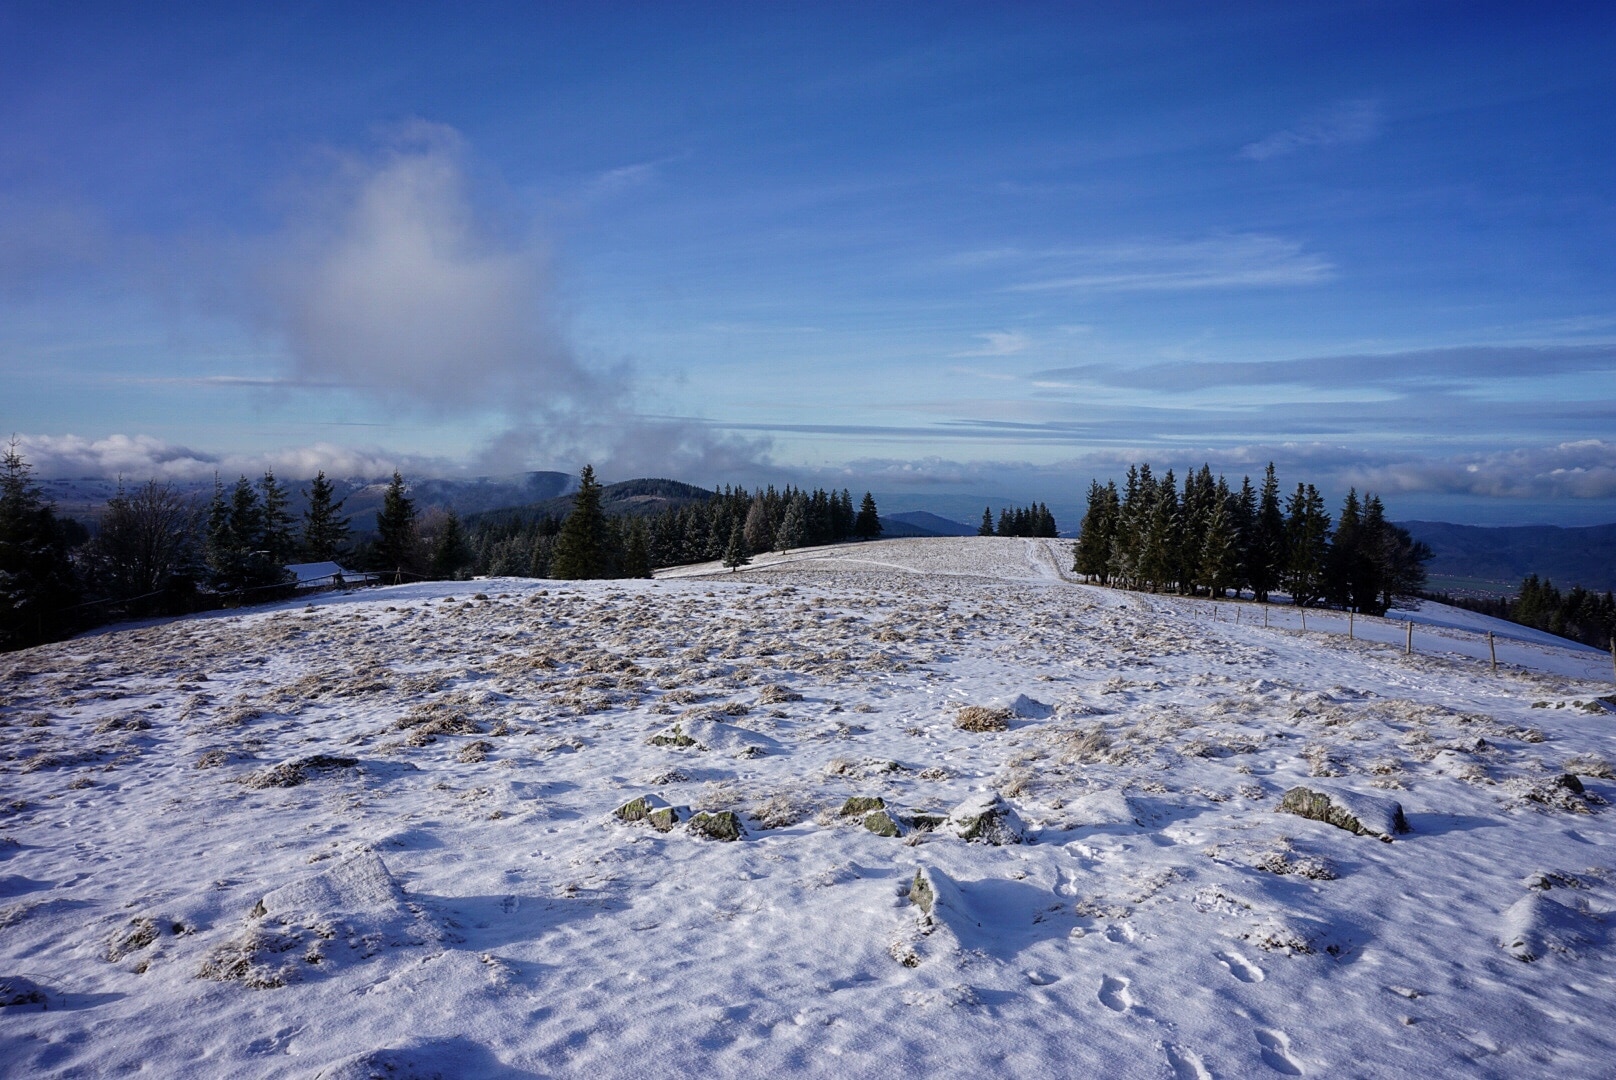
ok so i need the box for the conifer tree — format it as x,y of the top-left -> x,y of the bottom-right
428,509 -> 473,580
373,471 -> 419,577
722,522 -> 750,572
979,507 -> 994,536
551,465 -> 610,579
1283,483 -> 1331,607
302,471 -> 351,561
743,496 -> 775,554
1249,463 -> 1286,603
1074,481 -> 1118,582
0,441 -> 80,649
854,492 -> 882,540
775,494 -> 807,551
623,517 -> 651,578
1199,492 -> 1241,599
259,471 -> 296,566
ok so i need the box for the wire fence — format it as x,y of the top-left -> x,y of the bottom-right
1173,595 -> 1616,687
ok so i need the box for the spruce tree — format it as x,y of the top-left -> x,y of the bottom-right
722,522 -> 750,572
302,471 -> 352,561
979,507 -> 994,536
743,496 -> 775,553
0,441 -> 80,649
551,465 -> 609,579
1074,481 -> 1117,582
775,494 -> 807,551
623,517 -> 652,578
428,509 -> 473,580
1249,463 -> 1285,603
854,492 -> 882,540
1199,493 -> 1241,599
258,471 -> 296,566
1283,483 -> 1331,607
373,471 -> 419,577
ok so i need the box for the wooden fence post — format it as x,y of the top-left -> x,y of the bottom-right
1301,610 -> 1306,632
1349,611 -> 1354,641
1263,606 -> 1269,628
1488,631 -> 1497,673
1405,621 -> 1413,655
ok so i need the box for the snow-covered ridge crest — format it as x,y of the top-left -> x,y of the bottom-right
2,537 -> 1614,1078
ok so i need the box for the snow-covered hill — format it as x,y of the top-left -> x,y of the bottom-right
3,538 -> 1614,1078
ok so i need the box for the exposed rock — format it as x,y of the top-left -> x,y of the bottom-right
1501,892 -> 1600,961
946,792 -> 1026,844
863,808 -> 903,837
0,975 -> 48,1009
1279,785 -> 1408,842
647,807 -> 683,832
840,795 -> 886,816
909,868 -> 936,917
614,794 -> 666,823
688,810 -> 744,841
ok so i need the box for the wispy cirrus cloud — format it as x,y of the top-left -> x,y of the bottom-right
1240,99 -> 1382,160
982,234 -> 1333,293
1031,344 -> 1616,393
951,330 -> 1031,357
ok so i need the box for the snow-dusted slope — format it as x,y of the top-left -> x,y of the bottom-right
3,538 -> 1615,1078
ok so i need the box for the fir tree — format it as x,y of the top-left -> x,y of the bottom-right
0,441 -> 80,649
373,471 -> 419,577
551,465 -> 609,579
1074,481 -> 1117,582
302,471 -> 352,561
1283,483 -> 1331,607
1199,492 -> 1241,599
722,522 -> 750,572
854,492 -> 882,540
775,494 -> 807,551
1249,463 -> 1286,603
623,517 -> 651,578
258,471 -> 296,566
979,507 -> 994,536
743,496 -> 775,554
428,509 -> 473,580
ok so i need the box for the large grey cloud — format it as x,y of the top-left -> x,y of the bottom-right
247,122 -> 768,480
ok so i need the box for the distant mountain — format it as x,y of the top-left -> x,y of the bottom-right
45,471 -> 577,532
467,478 -> 714,528
1400,520 -> 1616,595
884,511 -> 977,537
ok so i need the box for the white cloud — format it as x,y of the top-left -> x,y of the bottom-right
1241,99 -> 1382,161
951,331 -> 1031,357
1002,234 -> 1333,293
14,433 -> 448,482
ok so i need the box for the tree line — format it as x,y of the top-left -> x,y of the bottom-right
467,467 -> 883,580
0,445 -> 890,650
1073,462 -> 1432,615
978,502 -> 1058,537
1424,575 -> 1616,651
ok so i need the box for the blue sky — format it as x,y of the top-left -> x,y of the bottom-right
4,2 -> 1615,524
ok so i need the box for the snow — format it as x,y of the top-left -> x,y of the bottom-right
3,536 -> 1616,1077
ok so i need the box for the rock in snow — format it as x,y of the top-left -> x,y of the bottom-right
946,792 -> 1026,844
1279,785 -> 1410,842
1500,892 -> 1602,961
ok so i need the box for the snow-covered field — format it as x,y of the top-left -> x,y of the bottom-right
3,537 -> 1615,1078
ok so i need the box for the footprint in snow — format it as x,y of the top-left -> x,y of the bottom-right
1104,922 -> 1137,944
1215,949 -> 1264,983
1099,975 -> 1134,1012
1164,1043 -> 1212,1080
1255,1028 -> 1303,1075
500,895 -> 519,914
